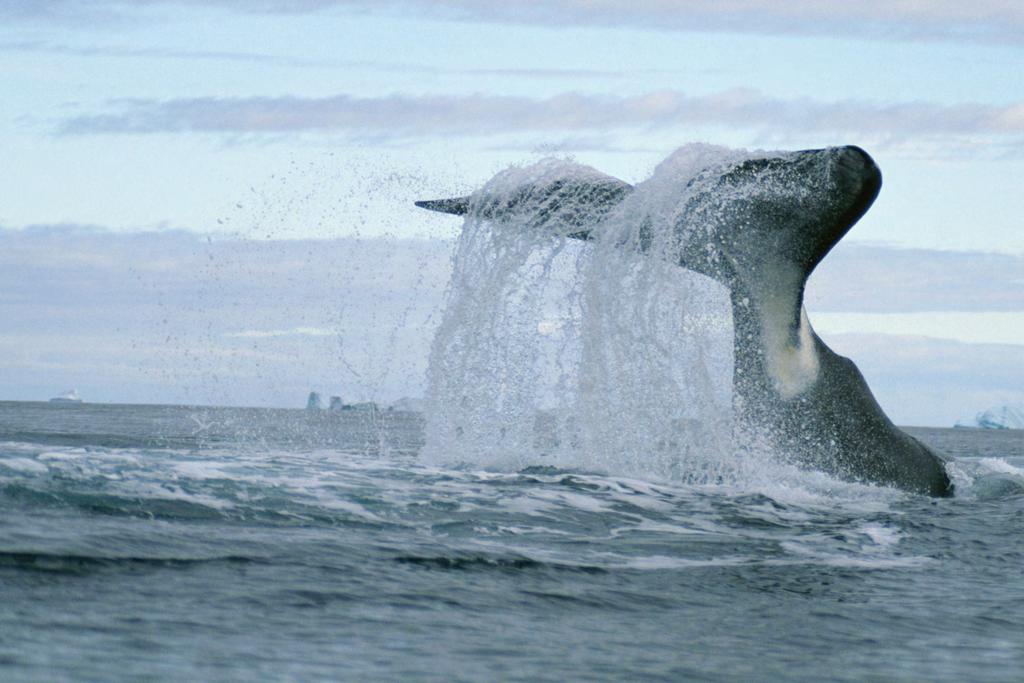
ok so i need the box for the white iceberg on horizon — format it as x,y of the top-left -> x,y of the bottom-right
49,389 -> 82,404
955,405 -> 1024,430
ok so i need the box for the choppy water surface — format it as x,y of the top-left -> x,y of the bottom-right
1,401 -> 1023,682
4,147 -> 1023,681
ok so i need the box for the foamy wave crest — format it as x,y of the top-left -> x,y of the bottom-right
946,456 -> 1024,499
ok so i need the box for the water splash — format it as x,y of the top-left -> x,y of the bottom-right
423,145 -> 785,484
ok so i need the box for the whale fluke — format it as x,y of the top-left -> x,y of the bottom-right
418,172 -> 632,234
416,197 -> 471,215
416,146 -> 953,496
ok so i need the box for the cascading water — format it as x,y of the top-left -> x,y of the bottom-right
423,144 -> 784,484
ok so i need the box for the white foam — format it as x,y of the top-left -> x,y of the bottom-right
610,520 -> 710,537
604,553 -> 930,571
171,460 -> 232,480
37,450 -> 88,461
0,457 -> 49,474
858,523 -> 902,548
978,457 -> 1024,477
945,457 -> 1024,499
618,555 -> 752,570
421,147 -> 759,486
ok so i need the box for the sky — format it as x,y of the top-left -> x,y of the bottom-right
0,0 -> 1022,425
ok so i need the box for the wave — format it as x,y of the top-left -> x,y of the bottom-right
394,554 -> 607,574
0,550 -> 261,575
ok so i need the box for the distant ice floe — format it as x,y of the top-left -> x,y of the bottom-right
955,405 -> 1024,430
305,390 -> 388,413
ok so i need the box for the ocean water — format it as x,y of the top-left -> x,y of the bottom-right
1,400 -> 1023,682
4,146 -> 1022,681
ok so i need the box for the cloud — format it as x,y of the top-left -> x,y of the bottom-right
329,0 -> 1024,46
0,40 -> 328,67
0,40 -> 678,83
821,333 -> 1024,427
1,224 -> 1020,422
813,312 -> 1024,346
0,225 -> 453,406
6,1 -> 1024,45
56,90 -> 1024,157
807,244 -> 1024,313
0,0 -> 129,26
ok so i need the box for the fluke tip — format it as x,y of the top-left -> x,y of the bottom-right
414,197 -> 470,216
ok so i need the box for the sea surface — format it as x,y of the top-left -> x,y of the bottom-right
1,400 -> 1023,682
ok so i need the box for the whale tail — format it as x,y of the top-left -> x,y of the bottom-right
416,147 -> 952,496
416,147 -> 879,289
415,169 -> 632,240
415,197 -> 470,215
415,147 -> 881,403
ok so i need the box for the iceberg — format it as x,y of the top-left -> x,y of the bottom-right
49,389 -> 83,404
324,396 -> 381,413
306,391 -> 324,411
955,405 -> 1024,430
